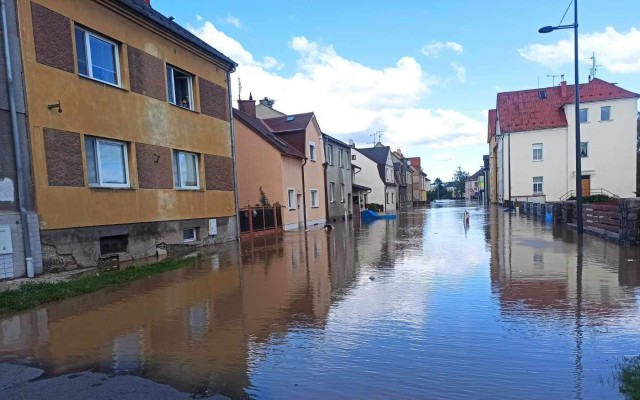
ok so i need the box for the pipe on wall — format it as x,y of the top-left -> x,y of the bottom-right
226,70 -> 240,241
301,158 -> 308,230
2,0 -> 33,277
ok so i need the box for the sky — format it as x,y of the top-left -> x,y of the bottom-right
151,0 -> 640,182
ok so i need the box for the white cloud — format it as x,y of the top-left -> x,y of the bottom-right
196,15 -> 203,22
450,63 -> 466,83
518,27 -> 640,73
226,14 -> 242,29
189,20 -> 484,150
434,153 -> 455,161
421,41 -> 464,57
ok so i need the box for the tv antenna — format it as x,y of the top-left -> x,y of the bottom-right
588,52 -> 601,81
370,130 -> 385,145
547,74 -> 562,86
238,77 -> 242,100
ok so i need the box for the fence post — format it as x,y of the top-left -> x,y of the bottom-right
273,205 -> 278,231
248,205 -> 254,235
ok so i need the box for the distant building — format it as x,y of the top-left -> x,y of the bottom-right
487,109 -> 498,204
494,78 -> 639,203
352,144 -> 397,212
323,134 -> 353,221
391,149 -> 414,209
407,157 -> 429,206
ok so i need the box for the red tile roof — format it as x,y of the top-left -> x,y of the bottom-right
261,112 -> 315,133
233,109 -> 305,159
407,157 -> 421,168
487,109 -> 497,142
497,78 -> 639,133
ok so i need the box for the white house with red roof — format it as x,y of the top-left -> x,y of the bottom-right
494,78 -> 639,203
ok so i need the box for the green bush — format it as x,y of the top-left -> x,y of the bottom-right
568,194 -> 615,203
616,356 -> 640,400
367,203 -> 384,212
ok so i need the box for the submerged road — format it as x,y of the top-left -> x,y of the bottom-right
1,201 -> 640,399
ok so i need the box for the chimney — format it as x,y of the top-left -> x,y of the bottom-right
238,92 -> 256,117
143,0 -> 151,4
560,80 -> 567,99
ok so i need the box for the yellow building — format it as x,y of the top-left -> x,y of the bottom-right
18,0 -> 238,271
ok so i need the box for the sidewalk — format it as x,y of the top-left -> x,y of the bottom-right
0,268 -> 97,293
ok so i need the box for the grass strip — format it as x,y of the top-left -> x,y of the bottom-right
617,356 -> 640,400
0,256 -> 199,314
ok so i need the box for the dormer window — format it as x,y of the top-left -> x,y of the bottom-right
286,116 -> 295,122
537,90 -> 547,99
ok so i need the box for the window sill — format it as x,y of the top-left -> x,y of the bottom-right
89,185 -> 135,190
175,187 -> 203,191
288,207 -> 296,211
169,102 -> 199,114
598,119 -> 612,123
78,74 -> 126,91
532,159 -> 543,162
311,205 -> 319,208
310,159 -> 317,162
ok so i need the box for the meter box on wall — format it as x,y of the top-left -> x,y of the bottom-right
0,225 -> 12,255
208,219 -> 217,236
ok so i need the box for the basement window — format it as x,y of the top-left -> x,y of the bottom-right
167,65 -> 194,110
100,235 -> 128,255
183,228 -> 197,243
75,27 -> 120,86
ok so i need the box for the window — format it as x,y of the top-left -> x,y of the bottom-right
183,228 -> 197,243
532,143 -> 543,161
346,153 -> 350,170
537,90 -> 547,99
85,137 -> 130,187
386,192 -> 390,204
311,189 -> 319,207
340,184 -> 345,202
288,189 -> 296,209
533,176 -> 543,194
100,235 -> 127,255
74,27 -> 120,86
391,192 -> 394,203
579,108 -> 588,123
166,65 -> 194,110
600,106 -> 611,121
338,149 -> 344,168
329,182 -> 335,203
352,154 -> 356,161
309,142 -> 316,161
286,116 -> 295,122
326,144 -> 333,165
173,150 -> 199,189
580,142 -> 589,158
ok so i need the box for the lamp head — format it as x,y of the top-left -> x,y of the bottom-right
538,26 -> 556,34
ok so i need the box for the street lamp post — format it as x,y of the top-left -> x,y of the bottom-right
539,0 -> 583,234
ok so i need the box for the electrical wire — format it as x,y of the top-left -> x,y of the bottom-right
559,0 -> 574,26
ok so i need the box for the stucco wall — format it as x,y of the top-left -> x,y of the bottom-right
281,157 -> 304,229
352,149 -> 384,206
303,120 -> 326,226
19,0 -> 235,231
325,141 -> 353,220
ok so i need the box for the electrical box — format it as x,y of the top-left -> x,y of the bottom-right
0,225 -> 12,255
208,219 -> 217,236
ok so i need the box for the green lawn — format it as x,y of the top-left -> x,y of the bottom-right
617,356 -> 640,400
0,256 -> 199,314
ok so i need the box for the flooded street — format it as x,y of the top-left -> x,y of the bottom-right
2,201 -> 640,399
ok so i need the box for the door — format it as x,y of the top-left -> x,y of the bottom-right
297,194 -> 304,228
581,175 -> 591,197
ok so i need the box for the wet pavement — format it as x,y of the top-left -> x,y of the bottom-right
1,201 -> 640,399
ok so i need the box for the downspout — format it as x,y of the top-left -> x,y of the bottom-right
322,161 -> 329,226
2,0 -> 33,277
301,158 -> 308,230
507,132 -> 512,208
226,70 -> 240,240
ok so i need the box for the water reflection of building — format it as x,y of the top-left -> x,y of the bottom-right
0,234 -> 331,398
488,209 -> 640,320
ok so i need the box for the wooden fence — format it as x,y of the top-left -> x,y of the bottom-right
582,203 -> 620,238
239,205 -> 283,235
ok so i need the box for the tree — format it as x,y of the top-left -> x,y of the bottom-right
452,166 -> 470,198
258,186 -> 270,207
428,177 -> 450,201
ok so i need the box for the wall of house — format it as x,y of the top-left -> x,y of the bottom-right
505,127 -> 568,202
281,156 -> 303,230
325,141 -> 353,221
303,119 -> 326,226
20,0 -> 236,269
564,98 -> 637,198
352,149 -> 384,207
488,136 -> 498,203
234,121 -> 283,208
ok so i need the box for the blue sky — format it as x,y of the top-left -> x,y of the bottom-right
152,0 -> 640,181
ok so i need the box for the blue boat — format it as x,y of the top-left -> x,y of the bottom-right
361,209 -> 397,220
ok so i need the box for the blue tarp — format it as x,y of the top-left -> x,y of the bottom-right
361,210 -> 397,220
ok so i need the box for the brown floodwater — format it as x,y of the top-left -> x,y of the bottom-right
1,201 -> 640,399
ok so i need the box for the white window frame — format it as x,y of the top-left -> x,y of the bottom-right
532,143 -> 543,161
600,106 -> 611,121
183,227 -> 197,243
85,137 -> 130,188
579,108 -> 588,123
329,182 -> 335,203
174,150 -> 200,190
340,184 -> 345,203
310,189 -> 319,208
338,148 -> 344,168
346,152 -> 350,170
533,176 -> 543,194
287,189 -> 296,210
166,65 -> 194,110
326,144 -> 333,165
309,141 -> 316,161
580,142 -> 589,158
74,26 -> 121,87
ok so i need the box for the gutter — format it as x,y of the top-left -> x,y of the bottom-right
301,158 -> 308,230
2,0 -> 33,277
322,161 -> 330,225
226,70 -> 240,240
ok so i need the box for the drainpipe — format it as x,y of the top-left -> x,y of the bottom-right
507,132 -> 512,208
322,161 -> 330,226
226,70 -> 240,240
301,158 -> 308,230
2,0 -> 33,277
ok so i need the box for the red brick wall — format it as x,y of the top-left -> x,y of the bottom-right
136,143 -> 173,189
31,2 -> 74,73
43,128 -> 84,187
128,46 -> 167,101
204,154 -> 233,191
199,78 -> 229,121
